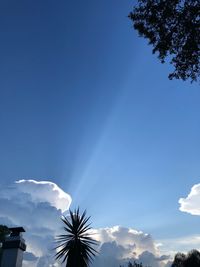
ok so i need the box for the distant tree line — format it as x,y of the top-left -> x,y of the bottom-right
119,261 -> 149,267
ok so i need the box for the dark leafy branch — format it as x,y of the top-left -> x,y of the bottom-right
129,0 -> 200,82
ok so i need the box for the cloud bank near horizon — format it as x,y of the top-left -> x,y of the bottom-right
179,183 -> 200,215
92,226 -> 170,267
0,180 -> 170,267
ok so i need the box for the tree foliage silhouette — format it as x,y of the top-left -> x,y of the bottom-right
0,225 -> 10,243
172,249 -> 200,267
128,261 -> 146,267
119,261 -> 148,267
129,0 -> 200,82
0,225 -> 10,263
55,208 -> 98,267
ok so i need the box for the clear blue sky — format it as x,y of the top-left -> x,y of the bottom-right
1,0 -> 200,242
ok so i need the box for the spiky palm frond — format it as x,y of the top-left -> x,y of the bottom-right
55,208 -> 98,267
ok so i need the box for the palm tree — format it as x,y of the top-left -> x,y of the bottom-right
55,208 -> 98,267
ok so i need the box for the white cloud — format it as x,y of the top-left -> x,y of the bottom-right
138,251 -> 169,267
179,183 -> 200,215
0,180 -> 169,267
91,226 -> 170,267
92,226 -> 157,257
0,179 -> 72,267
16,180 -> 72,212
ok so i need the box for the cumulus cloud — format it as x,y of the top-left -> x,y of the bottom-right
0,180 -> 169,267
92,226 -> 157,256
138,251 -> 170,267
0,180 -> 72,267
16,180 -> 72,212
179,184 -> 200,215
91,226 -> 169,267
93,241 -> 126,267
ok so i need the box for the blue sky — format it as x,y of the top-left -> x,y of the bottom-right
1,0 -> 200,254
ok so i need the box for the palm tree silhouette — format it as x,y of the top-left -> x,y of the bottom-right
55,208 -> 98,267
